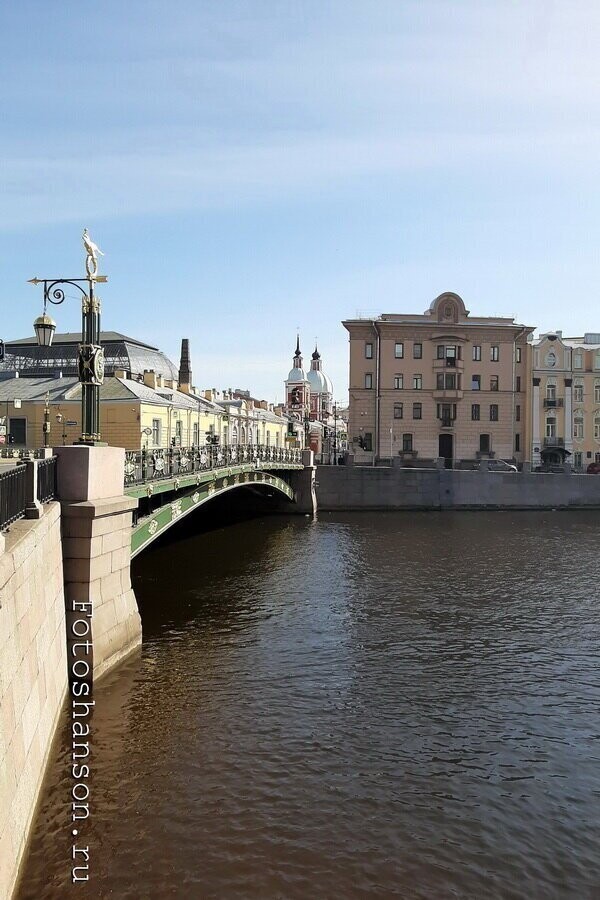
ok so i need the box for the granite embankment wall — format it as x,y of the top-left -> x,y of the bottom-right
0,503 -> 68,900
315,466 -> 600,510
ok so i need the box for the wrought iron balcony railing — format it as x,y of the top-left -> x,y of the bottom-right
543,398 -> 564,408
124,443 -> 303,486
543,437 -> 565,447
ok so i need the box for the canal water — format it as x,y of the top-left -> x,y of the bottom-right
17,510 -> 600,899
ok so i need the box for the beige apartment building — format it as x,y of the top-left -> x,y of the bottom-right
343,292 -> 533,466
529,331 -> 600,472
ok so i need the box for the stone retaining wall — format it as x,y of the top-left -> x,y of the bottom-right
0,503 -> 68,900
315,466 -> 600,510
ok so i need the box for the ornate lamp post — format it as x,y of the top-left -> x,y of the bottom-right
29,230 -> 106,445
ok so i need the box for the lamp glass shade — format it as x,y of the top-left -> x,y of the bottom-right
33,313 -> 56,347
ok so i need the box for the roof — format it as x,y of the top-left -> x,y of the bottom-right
0,376 -> 79,402
6,331 -> 160,349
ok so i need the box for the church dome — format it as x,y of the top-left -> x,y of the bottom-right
307,368 -> 328,393
287,366 -> 307,383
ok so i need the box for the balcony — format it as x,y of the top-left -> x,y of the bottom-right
433,358 -> 464,373
433,388 -> 463,401
543,398 -> 564,408
543,437 -> 565,447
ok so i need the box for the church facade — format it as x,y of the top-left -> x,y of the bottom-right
284,338 -> 334,455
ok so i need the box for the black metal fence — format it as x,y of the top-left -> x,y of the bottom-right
0,464 -> 27,530
124,444 -> 303,487
37,457 -> 57,503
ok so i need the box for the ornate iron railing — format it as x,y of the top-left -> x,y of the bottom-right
0,464 -> 27,530
124,444 -> 303,486
37,457 -> 57,503
0,447 -> 48,460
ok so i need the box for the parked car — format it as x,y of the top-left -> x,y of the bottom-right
487,459 -> 518,473
587,462 -> 600,474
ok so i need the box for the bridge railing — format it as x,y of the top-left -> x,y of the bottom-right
124,444 -> 302,487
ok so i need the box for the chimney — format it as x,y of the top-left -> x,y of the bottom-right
143,369 -> 158,390
179,338 -> 192,393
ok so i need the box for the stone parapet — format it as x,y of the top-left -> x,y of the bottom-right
0,503 -> 67,900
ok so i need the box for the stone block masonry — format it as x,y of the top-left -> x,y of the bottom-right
314,465 -> 600,511
0,503 -> 68,900
55,446 -> 142,683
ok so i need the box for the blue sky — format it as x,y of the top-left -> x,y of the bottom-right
1,1 -> 599,400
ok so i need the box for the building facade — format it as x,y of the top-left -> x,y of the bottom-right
529,331 -> 600,471
343,292 -> 532,466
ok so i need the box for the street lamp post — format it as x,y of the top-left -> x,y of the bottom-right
43,392 -> 51,448
29,230 -> 106,446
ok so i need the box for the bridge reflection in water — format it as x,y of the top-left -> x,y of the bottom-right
123,444 -> 304,558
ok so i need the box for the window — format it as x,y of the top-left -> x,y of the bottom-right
516,347 -> 522,363
472,404 -> 480,421
490,404 -> 499,421
193,422 -> 199,446
437,345 -> 445,359
516,404 -> 521,422
516,376 -> 521,392
445,346 -> 457,366
595,412 -> 600,441
175,419 -> 183,446
574,381 -> 584,402
574,351 -> 583,369
546,416 -> 556,438
595,380 -> 600,403
394,403 -> 403,419
595,351 -> 600,370
437,373 -> 456,390
365,342 -> 373,359
413,374 -> 422,390
471,375 -> 481,391
574,451 -> 583,470
413,342 -> 422,359
152,418 -> 161,446
364,373 -> 373,389
395,342 -> 404,359
490,345 -> 499,361
472,345 -> 482,361
546,381 -> 556,400
596,452 -> 600,463
437,404 -> 455,426
413,403 -> 422,420
574,411 -> 584,439
394,374 -> 403,390
515,434 -> 520,452
490,376 -> 499,391
402,433 -> 413,452
363,432 -> 373,451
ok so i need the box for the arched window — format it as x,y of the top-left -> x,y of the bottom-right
232,426 -> 238,445
247,427 -> 253,445
573,410 -> 584,439
546,415 -> 556,438
595,411 -> 600,441
241,426 -> 246,444
574,379 -> 584,402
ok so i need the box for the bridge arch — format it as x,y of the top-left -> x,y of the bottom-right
131,473 -> 295,559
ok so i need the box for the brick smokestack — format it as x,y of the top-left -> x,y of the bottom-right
179,338 -> 192,392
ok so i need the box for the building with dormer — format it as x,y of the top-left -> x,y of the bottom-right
343,292 -> 533,466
